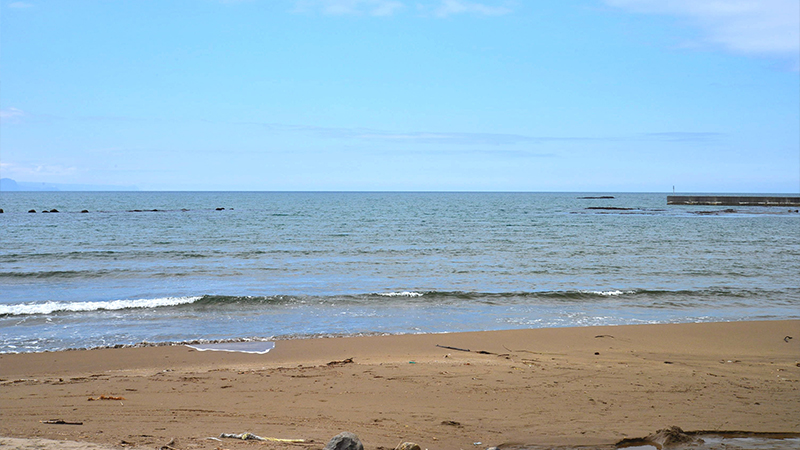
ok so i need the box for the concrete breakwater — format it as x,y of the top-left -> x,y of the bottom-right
668,195 -> 800,206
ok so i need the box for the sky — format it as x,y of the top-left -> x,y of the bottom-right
1,0 -> 798,192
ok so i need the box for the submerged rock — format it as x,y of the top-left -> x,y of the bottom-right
323,432 -> 363,450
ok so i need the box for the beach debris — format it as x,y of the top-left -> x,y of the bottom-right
437,344 -> 471,352
327,357 -> 354,366
88,395 -> 125,401
219,433 -> 306,443
784,335 -> 793,343
158,437 -> 179,450
436,344 -> 501,356
219,433 -> 266,441
441,420 -> 462,427
394,442 -> 421,450
40,419 -> 83,425
323,432 -> 363,450
595,334 -> 614,339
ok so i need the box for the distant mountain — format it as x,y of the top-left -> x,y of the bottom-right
0,178 -> 138,191
0,178 -> 21,191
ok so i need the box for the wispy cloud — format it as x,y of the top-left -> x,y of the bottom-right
8,2 -> 34,8
294,0 -> 404,16
604,0 -> 800,60
643,131 -> 724,142
431,0 -> 512,17
0,107 -> 26,124
240,120 -> 717,146
321,129 -> 538,145
0,162 -> 79,178
293,0 -> 512,17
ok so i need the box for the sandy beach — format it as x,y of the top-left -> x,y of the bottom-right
2,320 -> 799,449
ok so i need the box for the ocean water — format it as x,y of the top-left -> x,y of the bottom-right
1,192 -> 798,353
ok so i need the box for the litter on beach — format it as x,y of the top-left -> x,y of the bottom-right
186,341 -> 275,354
218,432 -> 306,443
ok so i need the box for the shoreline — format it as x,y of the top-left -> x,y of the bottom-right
2,320 -> 799,449
5,316 -> 798,356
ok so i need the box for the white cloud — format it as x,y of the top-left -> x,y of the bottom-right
0,162 -> 79,178
604,0 -> 800,57
295,0 -> 404,16
0,107 -> 26,123
432,0 -> 511,17
8,2 -> 33,8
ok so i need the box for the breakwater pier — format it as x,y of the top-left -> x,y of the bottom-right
667,195 -> 800,206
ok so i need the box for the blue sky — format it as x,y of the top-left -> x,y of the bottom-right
1,0 -> 798,192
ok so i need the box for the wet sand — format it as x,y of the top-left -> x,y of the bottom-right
1,320 -> 799,449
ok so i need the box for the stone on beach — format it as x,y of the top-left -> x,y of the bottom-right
395,443 -> 421,450
323,432 -> 363,450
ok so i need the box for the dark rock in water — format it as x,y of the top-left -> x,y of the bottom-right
617,426 -> 702,448
28,209 -> 36,213
647,426 -> 701,447
395,443 -> 421,450
50,209 -> 59,213
81,210 -> 89,213
323,432 -> 363,450
0,209 -> 3,213
216,207 -> 225,211
579,196 -> 615,199
586,206 -> 633,211
42,210 -> 49,213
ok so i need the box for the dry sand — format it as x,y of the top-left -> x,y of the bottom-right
1,320 -> 799,450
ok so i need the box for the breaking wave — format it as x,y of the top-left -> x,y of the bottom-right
0,296 -> 202,316
3,288 -> 792,318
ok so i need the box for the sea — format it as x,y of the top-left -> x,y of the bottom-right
1,191 -> 798,354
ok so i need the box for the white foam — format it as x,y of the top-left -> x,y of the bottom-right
377,291 -> 423,297
583,290 -> 629,297
0,296 -> 202,316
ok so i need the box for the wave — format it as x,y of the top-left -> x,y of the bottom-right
3,288 -> 795,317
0,296 -> 202,316
377,291 -> 424,297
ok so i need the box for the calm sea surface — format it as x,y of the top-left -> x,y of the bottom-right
1,192 -> 798,353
